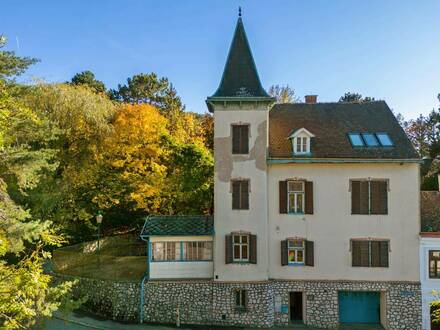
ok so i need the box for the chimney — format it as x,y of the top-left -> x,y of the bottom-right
305,95 -> 318,104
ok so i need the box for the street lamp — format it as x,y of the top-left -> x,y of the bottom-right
96,212 -> 103,266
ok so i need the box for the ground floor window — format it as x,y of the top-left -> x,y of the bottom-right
429,250 -> 440,278
234,289 -> 247,311
151,241 -> 212,261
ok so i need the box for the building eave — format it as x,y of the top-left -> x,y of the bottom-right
267,157 -> 423,165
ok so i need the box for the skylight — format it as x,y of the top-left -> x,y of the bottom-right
361,133 -> 379,147
376,133 -> 393,146
348,133 -> 364,147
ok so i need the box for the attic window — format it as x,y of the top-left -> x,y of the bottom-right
362,133 -> 379,147
348,133 -> 364,147
289,128 -> 314,155
376,133 -> 393,146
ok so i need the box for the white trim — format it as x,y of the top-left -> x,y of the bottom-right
288,127 -> 315,138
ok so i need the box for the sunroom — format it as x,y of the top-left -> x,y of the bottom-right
140,216 -> 214,279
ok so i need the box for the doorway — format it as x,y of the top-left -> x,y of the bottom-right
289,291 -> 303,323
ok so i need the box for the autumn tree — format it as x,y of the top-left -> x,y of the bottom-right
339,92 -> 375,103
70,70 -> 106,94
268,84 -> 299,103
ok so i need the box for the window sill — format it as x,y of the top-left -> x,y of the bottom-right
287,263 -> 305,266
287,212 -> 305,215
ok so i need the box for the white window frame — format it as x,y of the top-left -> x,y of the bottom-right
232,234 -> 249,262
287,180 -> 305,214
289,128 -> 314,155
152,242 -> 181,261
287,239 -> 305,265
183,241 -> 213,261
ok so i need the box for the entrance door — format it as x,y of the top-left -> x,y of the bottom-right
338,291 -> 380,324
289,292 -> 303,322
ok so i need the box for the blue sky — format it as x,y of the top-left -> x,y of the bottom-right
3,0 -> 440,119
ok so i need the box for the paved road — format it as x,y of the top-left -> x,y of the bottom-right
40,310 -> 384,330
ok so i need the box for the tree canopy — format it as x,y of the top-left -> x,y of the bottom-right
339,92 -> 375,103
70,70 -> 106,93
268,84 -> 299,103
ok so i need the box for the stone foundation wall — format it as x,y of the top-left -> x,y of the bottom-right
55,274 -> 421,329
272,280 -> 421,330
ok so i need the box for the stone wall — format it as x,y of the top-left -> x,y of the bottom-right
273,280 -> 421,329
55,274 -> 421,329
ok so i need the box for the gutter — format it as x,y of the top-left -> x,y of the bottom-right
267,158 -> 423,164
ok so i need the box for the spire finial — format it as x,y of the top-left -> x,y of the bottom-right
238,6 -> 242,17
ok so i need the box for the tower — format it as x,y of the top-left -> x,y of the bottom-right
206,11 -> 274,281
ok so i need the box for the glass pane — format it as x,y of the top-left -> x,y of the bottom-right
362,133 -> 379,146
234,235 -> 240,243
433,251 -> 440,259
202,242 -> 212,260
289,239 -> 303,248
297,250 -> 304,262
296,137 -> 302,152
288,194 -> 296,213
288,181 -> 303,192
242,245 -> 248,259
288,250 -> 296,262
234,245 -> 240,259
297,194 -> 304,213
376,133 -> 393,146
348,133 -> 364,146
153,243 -> 164,261
241,235 -> 248,244
175,242 -> 181,261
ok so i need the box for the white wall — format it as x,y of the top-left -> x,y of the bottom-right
149,236 -> 213,279
267,162 -> 420,282
213,103 -> 270,281
420,236 -> 440,330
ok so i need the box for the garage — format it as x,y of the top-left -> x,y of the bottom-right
338,291 -> 380,324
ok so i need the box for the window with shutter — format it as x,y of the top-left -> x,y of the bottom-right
351,239 -> 389,267
232,234 -> 249,262
231,180 -> 249,210
232,124 -> 249,154
351,179 -> 388,215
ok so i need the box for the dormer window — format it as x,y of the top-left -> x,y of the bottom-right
289,128 -> 314,155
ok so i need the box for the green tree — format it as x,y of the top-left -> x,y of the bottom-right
268,84 -> 299,103
110,72 -> 184,114
70,70 -> 106,94
0,36 -> 38,79
339,92 -> 375,103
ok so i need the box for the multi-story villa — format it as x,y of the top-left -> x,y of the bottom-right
140,12 -> 422,329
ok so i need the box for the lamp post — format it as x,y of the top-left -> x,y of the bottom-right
96,212 -> 103,266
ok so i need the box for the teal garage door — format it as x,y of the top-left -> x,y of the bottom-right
338,291 -> 380,323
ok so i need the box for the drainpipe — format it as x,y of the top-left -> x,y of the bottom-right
139,235 -> 150,324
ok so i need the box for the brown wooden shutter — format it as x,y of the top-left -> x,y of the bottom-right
360,241 -> 370,266
305,240 -> 314,266
359,181 -> 369,214
225,234 -> 233,264
379,241 -> 389,267
241,181 -> 249,210
351,181 -> 361,214
305,181 -> 314,214
379,181 -> 388,215
241,125 -> 249,154
281,240 -> 288,266
352,240 -> 361,266
232,181 -> 240,209
370,240 -> 381,267
249,235 -> 257,264
232,125 -> 240,154
279,181 -> 287,214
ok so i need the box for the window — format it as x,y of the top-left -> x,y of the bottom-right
296,137 -> 308,153
351,179 -> 388,215
232,180 -> 249,210
376,133 -> 393,146
288,181 -> 305,214
183,241 -> 213,261
152,242 -> 181,261
152,241 -> 212,261
351,240 -> 389,267
233,234 -> 249,262
234,289 -> 247,311
348,133 -> 364,147
288,239 -> 305,264
429,250 -> 440,278
232,124 -> 249,154
361,133 -> 380,147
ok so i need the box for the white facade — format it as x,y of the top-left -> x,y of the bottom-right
420,235 -> 440,330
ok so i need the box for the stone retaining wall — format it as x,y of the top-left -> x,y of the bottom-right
56,274 -> 421,329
